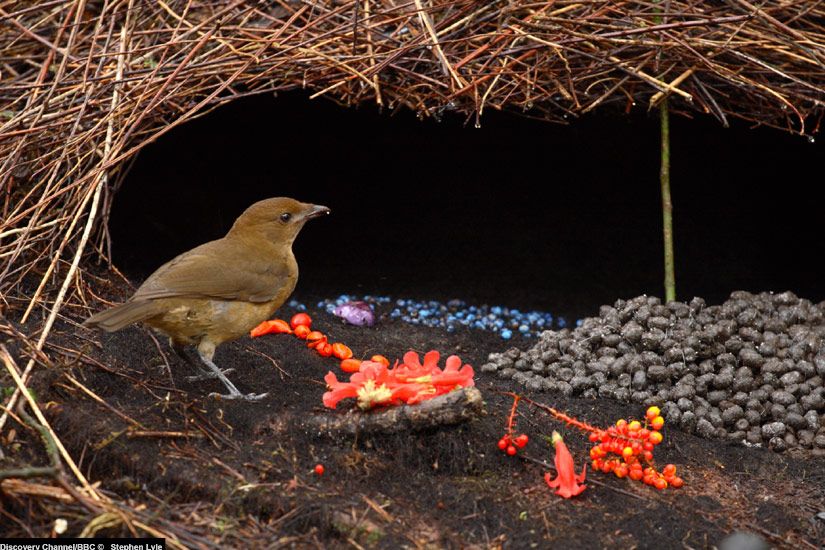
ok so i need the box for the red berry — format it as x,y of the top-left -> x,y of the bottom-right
506,445 -> 517,456
629,469 -> 644,481
514,434 -> 529,448
498,439 -> 508,450
670,476 -> 684,488
662,464 -> 677,477
250,319 -> 292,337
331,342 -> 353,360
293,324 -> 311,339
654,477 -> 667,490
317,342 -> 334,357
340,359 -> 362,373
306,331 -> 326,348
314,464 -> 324,475
370,355 -> 390,367
291,313 -> 312,329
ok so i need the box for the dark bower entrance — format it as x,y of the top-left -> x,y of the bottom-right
111,93 -> 824,319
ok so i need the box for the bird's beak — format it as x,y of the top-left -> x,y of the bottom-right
304,204 -> 331,220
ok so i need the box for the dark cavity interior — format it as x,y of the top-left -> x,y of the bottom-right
111,93 -> 824,318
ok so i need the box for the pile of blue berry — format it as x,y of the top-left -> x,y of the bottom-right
310,295 -> 571,339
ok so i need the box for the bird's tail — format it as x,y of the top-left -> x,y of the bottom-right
83,300 -> 159,332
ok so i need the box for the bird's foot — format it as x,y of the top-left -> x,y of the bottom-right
186,368 -> 235,382
208,391 -> 269,402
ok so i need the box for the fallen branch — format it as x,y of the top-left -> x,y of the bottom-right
302,387 -> 484,436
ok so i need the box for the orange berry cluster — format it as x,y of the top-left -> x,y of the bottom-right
251,313 -> 390,374
587,406 -> 683,490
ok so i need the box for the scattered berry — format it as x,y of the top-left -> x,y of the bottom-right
314,464 -> 324,476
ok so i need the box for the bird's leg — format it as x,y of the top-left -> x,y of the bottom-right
173,341 -> 235,381
196,343 -> 267,402
172,342 -> 197,367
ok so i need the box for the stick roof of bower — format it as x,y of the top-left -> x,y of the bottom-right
1,0 -> 824,318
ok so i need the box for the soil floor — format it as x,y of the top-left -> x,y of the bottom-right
2,283 -> 824,549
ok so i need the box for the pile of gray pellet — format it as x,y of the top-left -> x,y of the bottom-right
481,291 -> 825,452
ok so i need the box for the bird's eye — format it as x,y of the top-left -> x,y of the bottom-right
280,212 -> 292,223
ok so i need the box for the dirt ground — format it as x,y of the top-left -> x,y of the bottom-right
2,282 -> 824,549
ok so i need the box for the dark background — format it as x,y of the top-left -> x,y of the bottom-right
111,93 -> 823,318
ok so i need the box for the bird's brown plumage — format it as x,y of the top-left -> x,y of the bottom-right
84,197 -> 330,401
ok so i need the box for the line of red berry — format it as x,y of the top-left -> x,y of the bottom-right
251,313 -> 390,372
497,394 -> 529,456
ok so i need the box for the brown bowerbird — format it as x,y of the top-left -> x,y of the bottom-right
84,197 -> 330,401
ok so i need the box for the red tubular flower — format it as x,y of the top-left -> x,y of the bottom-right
545,431 -> 587,499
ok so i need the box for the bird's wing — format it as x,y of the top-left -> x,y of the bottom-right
132,239 -> 292,303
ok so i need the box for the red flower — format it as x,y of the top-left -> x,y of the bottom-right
545,431 -> 586,498
322,351 -> 476,410
431,354 -> 475,390
393,351 -> 475,404
323,361 -> 392,410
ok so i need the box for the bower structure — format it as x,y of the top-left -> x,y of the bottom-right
1,1 -> 825,542
2,0 -> 825,322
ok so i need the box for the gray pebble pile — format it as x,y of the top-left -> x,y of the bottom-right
481,291 -> 825,452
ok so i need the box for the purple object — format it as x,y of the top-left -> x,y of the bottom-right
333,301 -> 375,326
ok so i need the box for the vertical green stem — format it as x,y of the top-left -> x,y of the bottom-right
660,98 -> 675,302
